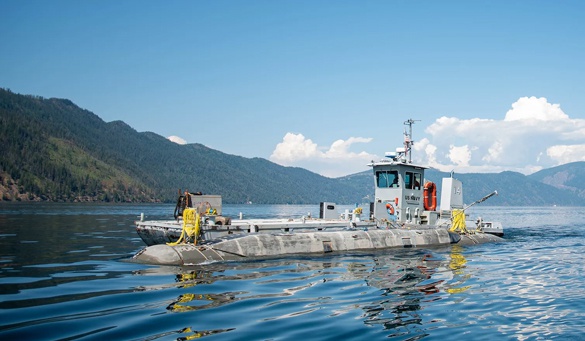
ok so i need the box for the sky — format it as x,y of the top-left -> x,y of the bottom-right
2,1 -> 585,178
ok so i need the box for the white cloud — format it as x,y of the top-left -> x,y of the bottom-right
324,137 -> 374,159
414,138 -> 439,169
547,145 -> 585,164
483,140 -> 503,163
504,96 -> 569,122
415,96 -> 585,174
168,135 -> 187,145
269,97 -> 585,177
270,133 -> 320,161
448,145 -> 472,166
270,133 -> 377,177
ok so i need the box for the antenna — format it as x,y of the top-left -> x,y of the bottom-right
403,119 -> 420,163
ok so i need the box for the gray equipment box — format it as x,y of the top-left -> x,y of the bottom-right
320,202 -> 337,220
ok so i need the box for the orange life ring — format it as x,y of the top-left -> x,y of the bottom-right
423,181 -> 437,211
385,202 -> 395,216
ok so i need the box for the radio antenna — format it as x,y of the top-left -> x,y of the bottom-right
403,118 -> 420,163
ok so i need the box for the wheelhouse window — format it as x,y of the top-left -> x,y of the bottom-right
405,172 -> 422,190
376,170 -> 399,188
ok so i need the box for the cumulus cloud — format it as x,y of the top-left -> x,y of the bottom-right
413,96 -> 585,174
448,145 -> 473,166
168,135 -> 187,145
504,96 -> 569,122
270,133 -> 320,161
546,145 -> 585,164
269,97 -> 585,177
270,133 -> 377,177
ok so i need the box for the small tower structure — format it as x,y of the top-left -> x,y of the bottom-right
369,119 -> 427,224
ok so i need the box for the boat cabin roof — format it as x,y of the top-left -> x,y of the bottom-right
368,158 -> 428,170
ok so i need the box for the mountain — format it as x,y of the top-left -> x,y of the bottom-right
424,169 -> 585,206
340,168 -> 585,207
0,88 -> 365,204
1,87 -> 585,206
528,162 -> 585,200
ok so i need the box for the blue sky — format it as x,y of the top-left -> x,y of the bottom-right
2,1 -> 585,177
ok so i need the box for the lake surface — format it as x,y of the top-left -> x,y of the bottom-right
0,203 -> 584,340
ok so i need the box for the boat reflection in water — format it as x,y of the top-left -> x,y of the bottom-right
337,246 -> 471,332
134,247 -> 472,339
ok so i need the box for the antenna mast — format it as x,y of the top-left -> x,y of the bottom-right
403,118 -> 419,163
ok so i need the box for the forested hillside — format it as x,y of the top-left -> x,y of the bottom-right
1,88 -> 585,205
0,88 -> 366,203
0,89 -> 155,202
528,162 -> 585,200
425,169 -> 585,206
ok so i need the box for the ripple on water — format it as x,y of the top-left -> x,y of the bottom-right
1,205 -> 585,340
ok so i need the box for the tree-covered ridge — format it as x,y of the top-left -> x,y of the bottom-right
1,87 -> 585,205
0,89 -> 156,201
0,88 -> 366,203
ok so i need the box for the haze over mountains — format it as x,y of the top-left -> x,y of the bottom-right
1,88 -> 584,206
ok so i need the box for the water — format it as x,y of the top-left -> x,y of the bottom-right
1,203 -> 584,340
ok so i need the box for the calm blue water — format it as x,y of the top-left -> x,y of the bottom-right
0,203 -> 584,341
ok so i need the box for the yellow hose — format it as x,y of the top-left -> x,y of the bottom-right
449,209 -> 469,234
167,208 -> 200,246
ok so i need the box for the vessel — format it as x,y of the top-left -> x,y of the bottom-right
132,119 -> 504,265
